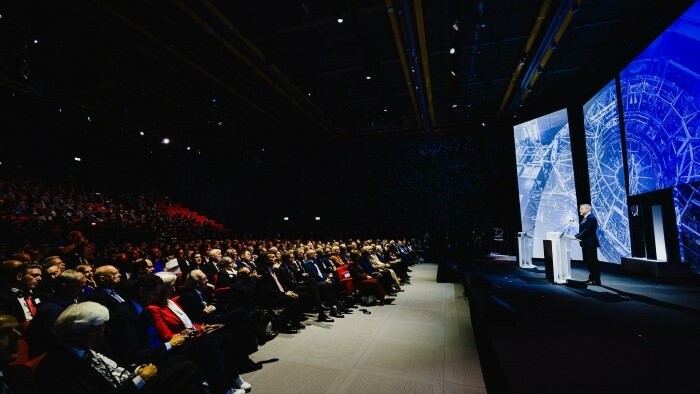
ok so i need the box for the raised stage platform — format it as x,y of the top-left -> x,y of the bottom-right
460,257 -> 700,393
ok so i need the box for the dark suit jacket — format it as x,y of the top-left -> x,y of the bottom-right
35,345 -> 139,394
105,300 -> 171,366
86,288 -> 127,314
0,287 -> 41,325
177,288 -> 215,325
575,214 -> 600,248
2,363 -> 41,394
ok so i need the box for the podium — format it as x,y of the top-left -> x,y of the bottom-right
542,232 -> 575,284
517,232 -> 535,268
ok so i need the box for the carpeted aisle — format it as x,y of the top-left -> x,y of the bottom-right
244,262 -> 486,393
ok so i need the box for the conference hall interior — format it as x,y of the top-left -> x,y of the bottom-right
1,1 -> 700,393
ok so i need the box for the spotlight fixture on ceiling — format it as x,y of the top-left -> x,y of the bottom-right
452,19 -> 459,31
452,103 -> 458,108
162,138 -> 170,145
337,17 -> 344,24
139,131 -> 145,136
450,70 -> 456,76
449,47 -> 456,55
383,106 -> 388,112
365,75 -> 372,80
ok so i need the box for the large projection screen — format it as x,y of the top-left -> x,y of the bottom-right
514,108 -> 582,260
674,182 -> 700,273
620,1 -> 700,196
583,79 -> 631,264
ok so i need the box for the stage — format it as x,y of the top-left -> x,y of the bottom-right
460,257 -> 700,393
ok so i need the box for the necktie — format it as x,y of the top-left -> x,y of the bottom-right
109,290 -> 125,303
271,272 -> 285,293
25,297 -> 37,316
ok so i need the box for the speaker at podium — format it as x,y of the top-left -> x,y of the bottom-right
542,231 -> 577,284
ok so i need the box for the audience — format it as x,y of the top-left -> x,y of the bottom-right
0,176 -> 424,392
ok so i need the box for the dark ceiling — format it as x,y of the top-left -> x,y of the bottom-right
1,0 -> 695,156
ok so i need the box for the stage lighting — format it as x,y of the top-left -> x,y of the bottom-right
33,39 -> 38,44
337,17 -> 344,24
284,217 -> 289,221
450,70 -> 456,76
366,75 -> 372,80
162,138 -> 170,145
74,157 -> 81,162
315,217 -> 321,221
449,47 -> 456,55
139,131 -> 145,136
186,146 -> 191,151
452,19 -> 459,31
383,106 -> 388,112
452,103 -> 458,108
87,116 -> 92,122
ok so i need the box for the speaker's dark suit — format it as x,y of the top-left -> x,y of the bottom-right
575,213 -> 600,282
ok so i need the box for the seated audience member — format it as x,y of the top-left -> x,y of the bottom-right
0,263 -> 43,326
75,263 -> 97,295
52,230 -> 90,269
0,312 -> 40,394
86,265 -> 127,313
329,246 -> 345,267
34,260 -> 61,301
106,275 -> 243,394
148,272 -> 254,388
130,258 -> 155,281
257,256 -> 303,334
26,269 -> 86,358
0,260 -> 24,289
178,270 -> 264,348
276,253 -> 334,323
302,250 -> 345,317
348,250 -> 393,305
35,302 -> 204,394
216,256 -> 237,288
359,248 -> 395,294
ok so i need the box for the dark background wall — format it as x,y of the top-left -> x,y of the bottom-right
1,93 -> 521,250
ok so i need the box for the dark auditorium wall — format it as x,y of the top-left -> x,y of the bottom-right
170,128 -> 519,248
2,94 -> 520,248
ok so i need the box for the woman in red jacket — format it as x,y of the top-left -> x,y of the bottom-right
148,272 -> 254,390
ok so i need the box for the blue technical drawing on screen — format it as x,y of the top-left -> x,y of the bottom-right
620,1 -> 700,196
514,108 -> 582,260
674,182 -> 700,274
583,79 -> 631,264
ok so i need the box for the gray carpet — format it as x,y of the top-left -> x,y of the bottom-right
244,263 -> 486,393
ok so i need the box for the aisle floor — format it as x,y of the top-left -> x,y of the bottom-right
244,263 -> 486,393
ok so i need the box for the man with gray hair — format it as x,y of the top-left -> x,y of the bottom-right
35,301 -> 203,393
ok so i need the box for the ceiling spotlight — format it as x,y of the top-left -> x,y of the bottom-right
58,108 -> 62,113
481,122 -> 486,127
217,121 -> 223,126
450,70 -> 456,76
337,17 -> 344,24
186,146 -> 191,151
383,106 -> 388,112
449,47 -> 456,55
307,92 -> 311,96
74,157 -> 81,162
86,116 -> 92,122
33,39 -> 39,44
211,98 -> 217,104
162,138 -> 170,145
139,131 -> 145,136
452,103 -> 458,108
452,20 -> 459,31
366,75 -> 372,80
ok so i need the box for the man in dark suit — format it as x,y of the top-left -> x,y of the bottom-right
0,313 -> 40,394
34,301 -> 203,394
575,203 -> 601,285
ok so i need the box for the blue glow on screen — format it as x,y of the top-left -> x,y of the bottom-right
621,1 -> 700,196
514,108 -> 581,260
673,182 -> 700,274
583,79 -> 630,264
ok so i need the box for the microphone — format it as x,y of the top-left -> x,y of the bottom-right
553,219 -> 575,233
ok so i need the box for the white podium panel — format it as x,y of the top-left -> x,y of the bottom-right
517,232 -> 535,268
546,231 -> 575,284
